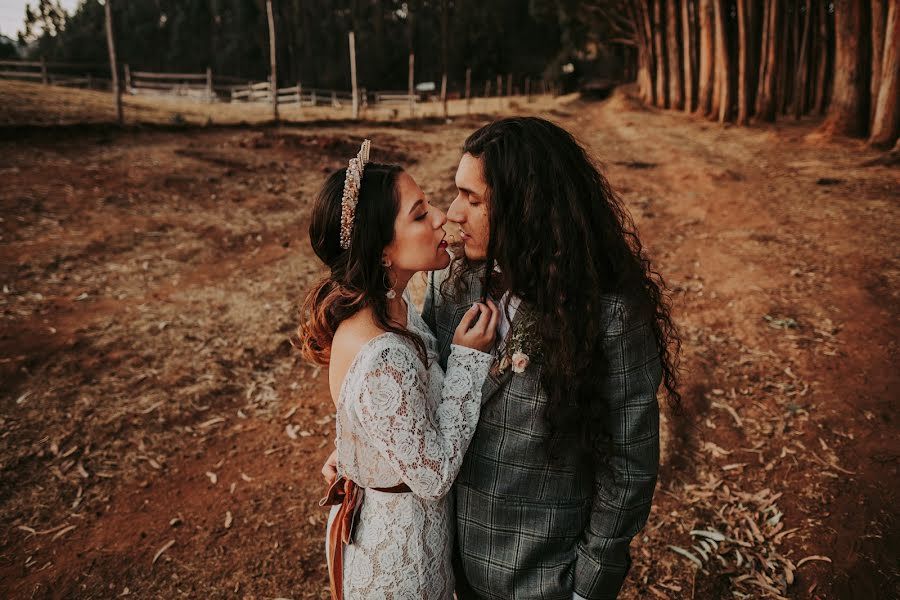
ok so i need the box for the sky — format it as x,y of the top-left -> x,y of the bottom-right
0,0 -> 82,40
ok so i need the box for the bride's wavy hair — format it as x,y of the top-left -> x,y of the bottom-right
296,163 -> 427,365
444,117 -> 681,461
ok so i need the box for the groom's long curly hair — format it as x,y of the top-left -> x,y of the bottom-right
444,117 -> 681,463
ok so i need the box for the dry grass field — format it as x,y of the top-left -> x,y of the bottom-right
0,79 -> 897,599
0,79 -> 564,127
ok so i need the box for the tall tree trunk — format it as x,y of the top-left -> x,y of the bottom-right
746,0 -> 762,116
736,0 -> 750,124
812,0 -> 830,114
823,0 -> 869,137
639,0 -> 658,105
682,0 -> 696,112
756,0 -> 781,121
871,0 -> 887,123
775,0 -> 791,115
793,0 -> 812,118
870,0 -> 900,146
711,3 -> 721,118
667,0 -> 685,109
697,0 -> 715,114
713,0 -> 731,122
755,0 -> 771,117
638,0 -> 656,104
653,0 -> 669,107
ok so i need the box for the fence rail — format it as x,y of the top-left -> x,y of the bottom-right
0,58 -> 112,90
0,70 -> 43,79
0,58 -> 555,115
229,81 -> 356,107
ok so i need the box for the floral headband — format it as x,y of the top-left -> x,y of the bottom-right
339,139 -> 371,249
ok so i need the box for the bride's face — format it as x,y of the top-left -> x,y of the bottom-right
382,172 -> 451,274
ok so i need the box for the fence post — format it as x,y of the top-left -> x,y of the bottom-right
297,81 -> 302,107
124,64 -> 131,92
349,31 -> 359,119
40,56 -> 48,85
103,0 -> 123,124
465,67 -> 471,114
506,74 -> 512,97
525,77 -> 531,102
265,0 -> 278,122
408,53 -> 415,118
87,73 -> 93,90
206,66 -> 213,103
496,75 -> 502,110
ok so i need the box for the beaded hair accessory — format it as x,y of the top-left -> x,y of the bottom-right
339,139 -> 371,249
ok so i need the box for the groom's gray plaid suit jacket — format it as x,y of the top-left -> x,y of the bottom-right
423,265 -> 661,600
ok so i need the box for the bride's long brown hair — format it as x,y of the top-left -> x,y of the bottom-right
295,163 -> 427,365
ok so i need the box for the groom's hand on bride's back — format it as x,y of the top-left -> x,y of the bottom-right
452,300 -> 499,354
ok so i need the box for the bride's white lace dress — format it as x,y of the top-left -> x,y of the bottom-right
326,298 -> 493,599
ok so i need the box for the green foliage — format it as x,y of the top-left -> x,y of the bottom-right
0,36 -> 19,60
17,0 -> 604,88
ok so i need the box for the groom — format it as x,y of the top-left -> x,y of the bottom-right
422,117 -> 673,599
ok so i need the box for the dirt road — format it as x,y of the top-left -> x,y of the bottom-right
1,89 -> 897,598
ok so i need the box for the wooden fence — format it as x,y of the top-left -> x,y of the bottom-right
229,81 -> 355,107
126,66 -> 249,102
0,59 -> 111,90
0,58 -> 554,116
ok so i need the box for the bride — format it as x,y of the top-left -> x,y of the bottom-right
296,140 -> 499,599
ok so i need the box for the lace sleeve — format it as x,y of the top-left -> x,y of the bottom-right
353,341 -> 493,500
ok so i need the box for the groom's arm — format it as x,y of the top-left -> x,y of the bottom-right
573,299 -> 662,600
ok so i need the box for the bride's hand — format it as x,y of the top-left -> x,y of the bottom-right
452,300 -> 499,353
322,448 -> 337,483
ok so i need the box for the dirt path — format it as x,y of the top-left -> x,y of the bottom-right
576,95 -> 898,599
1,90 -> 897,599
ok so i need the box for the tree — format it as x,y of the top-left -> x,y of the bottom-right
792,0 -> 812,119
712,0 -> 730,123
696,0 -> 714,115
682,0 -> 696,113
755,0 -> 781,121
870,0 -> 900,147
871,0 -> 887,123
653,0 -> 668,107
822,0 -> 869,137
0,36 -> 19,60
666,0 -> 683,109
736,0 -> 750,124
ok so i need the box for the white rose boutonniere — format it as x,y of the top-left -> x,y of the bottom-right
511,352 -> 530,373
495,306 -> 540,376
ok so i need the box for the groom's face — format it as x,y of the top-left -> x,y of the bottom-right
448,153 -> 490,261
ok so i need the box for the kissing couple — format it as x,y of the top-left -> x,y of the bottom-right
296,117 -> 680,600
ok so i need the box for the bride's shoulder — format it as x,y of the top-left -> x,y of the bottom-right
333,311 -> 417,368
333,310 -> 383,359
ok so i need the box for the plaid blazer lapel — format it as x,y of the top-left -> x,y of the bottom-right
480,364 -> 512,404
480,296 -> 530,403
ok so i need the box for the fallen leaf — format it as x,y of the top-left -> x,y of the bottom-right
152,539 -> 175,565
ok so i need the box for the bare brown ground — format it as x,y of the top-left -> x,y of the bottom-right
0,81 -> 897,599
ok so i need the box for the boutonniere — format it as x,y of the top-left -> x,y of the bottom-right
494,307 -> 540,376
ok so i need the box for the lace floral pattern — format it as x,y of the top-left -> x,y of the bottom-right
329,301 -> 493,599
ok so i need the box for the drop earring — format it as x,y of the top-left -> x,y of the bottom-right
382,261 -> 397,299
